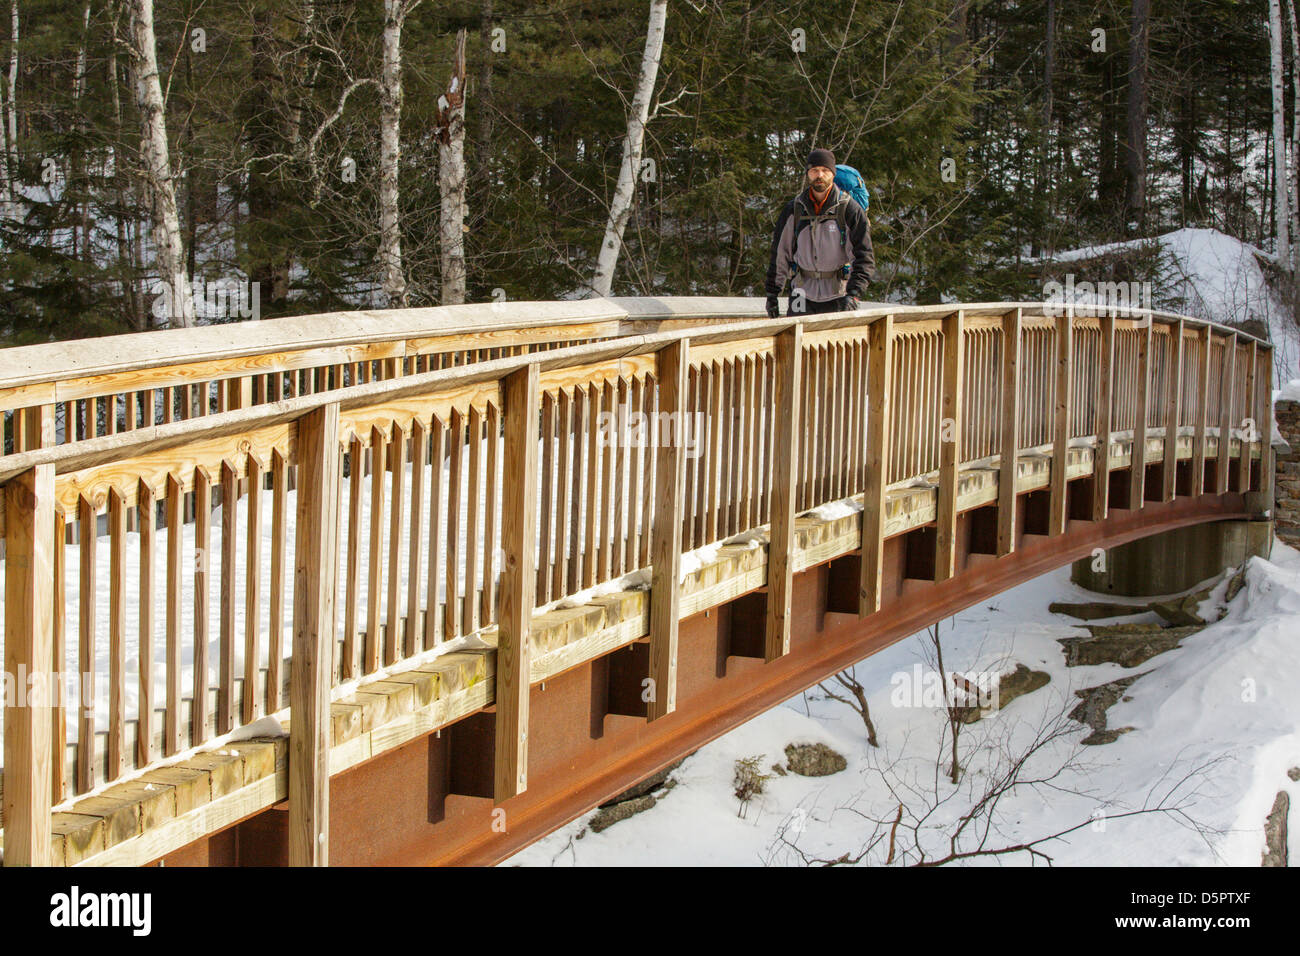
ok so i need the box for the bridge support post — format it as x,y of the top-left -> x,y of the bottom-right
1092,314 -> 1114,519
767,326 -> 802,649
3,462 -> 55,866
650,340 -> 688,713
859,316 -> 890,614
289,401 -> 341,866
1162,320 -> 1184,501
1216,332 -> 1236,495
1193,325 -> 1211,495
496,363 -> 540,796
1050,312 -> 1073,535
998,308 -> 1022,554
1237,341 -> 1257,493
1129,318 -> 1151,508
936,310 -> 964,581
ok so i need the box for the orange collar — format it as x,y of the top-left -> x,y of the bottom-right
809,185 -> 832,213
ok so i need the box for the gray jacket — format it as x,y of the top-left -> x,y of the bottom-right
765,185 -> 876,303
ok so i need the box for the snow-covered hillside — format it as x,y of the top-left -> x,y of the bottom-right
507,542 -> 1300,867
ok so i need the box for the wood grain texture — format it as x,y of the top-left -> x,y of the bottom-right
1093,313 -> 1114,519
1130,320 -> 1152,507
1217,334 -> 1236,495
649,340 -> 688,717
768,327 -> 803,650
3,464 -> 55,864
999,309 -> 1022,553
495,363 -> 540,799
860,317 -> 891,614
936,311 -> 964,580
1193,326 -> 1210,496
1163,321 -> 1184,501
289,402 -> 341,866
1049,313 -> 1072,535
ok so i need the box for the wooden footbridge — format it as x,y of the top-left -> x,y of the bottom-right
0,298 -> 1274,866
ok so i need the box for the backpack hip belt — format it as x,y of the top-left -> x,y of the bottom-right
796,267 -> 843,280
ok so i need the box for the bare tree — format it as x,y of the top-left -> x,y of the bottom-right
126,0 -> 195,327
0,0 -> 17,222
817,667 -> 879,747
589,0 -> 666,298
1124,0 -> 1150,233
435,28 -> 467,306
1270,0 -> 1290,264
767,697 -> 1226,867
379,0 -> 424,308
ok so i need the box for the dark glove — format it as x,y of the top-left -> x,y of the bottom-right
766,294 -> 781,319
841,294 -> 861,312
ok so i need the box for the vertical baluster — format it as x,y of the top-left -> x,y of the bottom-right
367,427 -> 387,671
343,435 -> 363,678
269,450 -> 288,708
1131,320 -> 1151,507
680,369 -> 696,550
53,507 -> 67,801
1163,321 -> 1184,501
707,361 -> 723,539
463,410 -> 481,628
445,410 -> 463,641
107,489 -> 127,780
484,401 -> 501,625
568,389 -> 587,595
218,461 -> 239,735
551,390 -> 572,598
640,373 -> 656,568
538,393 -> 556,600
193,466 -> 211,746
241,455 -> 263,724
407,419 -> 427,657
77,494 -> 97,792
425,416 -> 445,648
599,381 -> 615,583
583,384 -> 599,588
165,476 -> 183,755
624,380 -> 641,570
387,421 -> 408,662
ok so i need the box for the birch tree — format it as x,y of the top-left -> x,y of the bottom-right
1270,0 -> 1290,265
1288,0 -> 1300,274
590,0 -> 667,298
379,0 -> 423,308
0,0 -> 17,222
435,28 -> 467,305
126,0 -> 194,327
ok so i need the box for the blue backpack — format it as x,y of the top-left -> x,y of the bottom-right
834,164 -> 871,216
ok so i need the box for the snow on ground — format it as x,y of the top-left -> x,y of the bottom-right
506,539 -> 1300,867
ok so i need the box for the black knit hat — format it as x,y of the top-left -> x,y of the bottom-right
807,148 -> 836,171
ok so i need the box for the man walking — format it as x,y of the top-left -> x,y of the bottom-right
765,148 -> 875,317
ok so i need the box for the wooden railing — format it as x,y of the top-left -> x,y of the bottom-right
0,299 -> 1273,865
